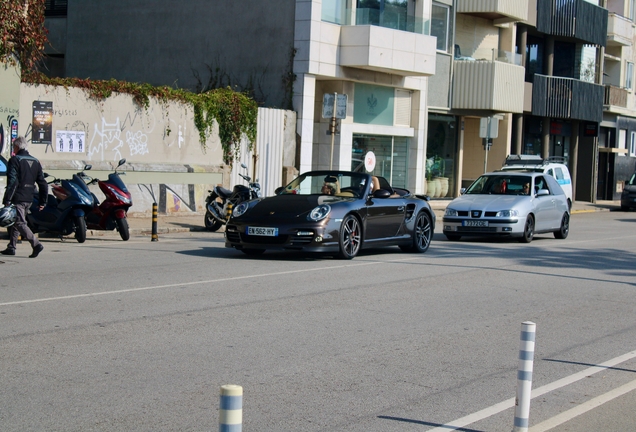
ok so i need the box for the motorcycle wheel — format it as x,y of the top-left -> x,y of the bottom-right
116,217 -> 130,241
204,212 -> 223,232
74,216 -> 87,243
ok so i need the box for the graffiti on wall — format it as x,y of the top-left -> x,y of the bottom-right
135,183 -> 199,214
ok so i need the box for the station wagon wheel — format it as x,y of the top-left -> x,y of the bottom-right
338,214 -> 361,259
519,214 -> 534,243
554,212 -> 569,239
400,211 -> 432,253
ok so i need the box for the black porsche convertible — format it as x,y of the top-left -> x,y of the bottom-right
225,171 -> 435,259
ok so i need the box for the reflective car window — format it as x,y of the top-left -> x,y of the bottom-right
554,167 -> 564,180
535,176 -> 550,194
466,175 -> 532,195
544,174 -> 564,195
280,172 -> 367,198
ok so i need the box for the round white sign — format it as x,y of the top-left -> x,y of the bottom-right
364,151 -> 376,172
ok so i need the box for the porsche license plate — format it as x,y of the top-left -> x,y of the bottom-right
247,226 -> 278,236
463,220 -> 488,227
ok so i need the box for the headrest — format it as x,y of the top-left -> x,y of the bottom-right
324,175 -> 338,183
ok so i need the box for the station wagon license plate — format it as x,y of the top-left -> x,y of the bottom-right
247,226 -> 278,236
463,220 -> 488,227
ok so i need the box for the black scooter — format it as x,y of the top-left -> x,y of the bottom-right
27,172 -> 94,243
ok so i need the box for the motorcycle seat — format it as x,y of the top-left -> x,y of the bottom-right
216,187 -> 233,198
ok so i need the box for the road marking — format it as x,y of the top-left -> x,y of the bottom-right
528,378 -> 636,432
427,350 -> 636,431
0,256 -> 428,307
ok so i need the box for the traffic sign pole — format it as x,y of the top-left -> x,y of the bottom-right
330,92 -> 337,170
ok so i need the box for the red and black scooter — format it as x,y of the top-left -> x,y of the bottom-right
78,159 -> 133,240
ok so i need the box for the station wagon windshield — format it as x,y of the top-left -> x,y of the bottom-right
279,172 -> 368,198
466,175 -> 533,195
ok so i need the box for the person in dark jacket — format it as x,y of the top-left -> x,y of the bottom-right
1,136 -> 48,258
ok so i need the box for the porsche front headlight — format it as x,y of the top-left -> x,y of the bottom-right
496,209 -> 519,218
308,204 -> 331,222
233,202 -> 250,218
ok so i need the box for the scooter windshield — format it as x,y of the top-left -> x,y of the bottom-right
108,173 -> 129,193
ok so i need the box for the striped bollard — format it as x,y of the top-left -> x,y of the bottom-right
513,321 -> 536,432
219,384 -> 242,432
151,202 -> 158,242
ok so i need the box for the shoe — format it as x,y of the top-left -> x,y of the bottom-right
29,244 -> 44,258
1,248 -> 16,256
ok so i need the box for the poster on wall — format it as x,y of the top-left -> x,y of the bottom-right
32,101 -> 53,144
55,130 -> 86,153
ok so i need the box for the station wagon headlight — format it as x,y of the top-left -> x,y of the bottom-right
308,204 -> 331,222
496,210 -> 519,218
444,208 -> 458,217
233,202 -> 250,218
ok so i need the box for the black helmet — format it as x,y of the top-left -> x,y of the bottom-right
0,205 -> 17,228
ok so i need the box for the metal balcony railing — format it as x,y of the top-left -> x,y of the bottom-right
532,74 -> 604,122
536,0 -> 608,47
604,85 -> 628,107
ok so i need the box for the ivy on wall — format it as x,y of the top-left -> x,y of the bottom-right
22,71 -> 258,168
0,0 -> 47,70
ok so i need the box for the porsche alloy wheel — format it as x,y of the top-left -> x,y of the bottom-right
400,212 -> 432,253
338,214 -> 361,259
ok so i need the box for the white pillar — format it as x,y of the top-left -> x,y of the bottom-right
294,74 -> 316,174
513,321 -> 536,432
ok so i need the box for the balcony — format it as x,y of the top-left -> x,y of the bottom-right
536,0 -> 608,47
532,74 -> 604,122
452,57 -> 525,113
339,25 -> 437,77
607,13 -> 634,47
456,0 -> 528,23
604,85 -> 628,113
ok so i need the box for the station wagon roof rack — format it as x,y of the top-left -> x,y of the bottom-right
503,154 -> 568,167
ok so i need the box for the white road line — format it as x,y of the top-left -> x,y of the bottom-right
427,350 -> 636,431
528,378 -> 636,432
1,257 -> 427,307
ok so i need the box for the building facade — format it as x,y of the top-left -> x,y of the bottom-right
43,0 -> 438,194
601,0 -> 636,200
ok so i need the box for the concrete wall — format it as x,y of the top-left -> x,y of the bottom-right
61,0 -> 297,108
1,77 -> 296,216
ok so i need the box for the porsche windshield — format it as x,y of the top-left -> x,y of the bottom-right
280,172 -> 368,198
465,175 -> 533,195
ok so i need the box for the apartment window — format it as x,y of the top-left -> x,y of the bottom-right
619,129 -> 627,157
631,132 -> 636,157
631,0 -> 636,21
322,0 -> 348,24
431,3 -> 450,52
627,62 -> 634,90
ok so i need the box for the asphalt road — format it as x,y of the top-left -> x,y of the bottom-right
1,209 -> 635,431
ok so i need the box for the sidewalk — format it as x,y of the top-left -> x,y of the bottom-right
113,199 -> 622,238
2,199 -> 621,240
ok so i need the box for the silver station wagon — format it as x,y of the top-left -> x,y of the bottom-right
442,171 -> 570,243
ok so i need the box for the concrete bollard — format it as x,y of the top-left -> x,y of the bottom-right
513,321 -> 536,432
219,384 -> 242,432
151,202 -> 158,242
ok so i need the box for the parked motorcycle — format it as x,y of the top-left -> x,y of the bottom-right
205,163 -> 261,232
78,159 -> 133,241
27,172 -> 94,243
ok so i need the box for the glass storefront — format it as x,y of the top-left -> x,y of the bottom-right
351,135 -> 409,189
426,114 -> 457,198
